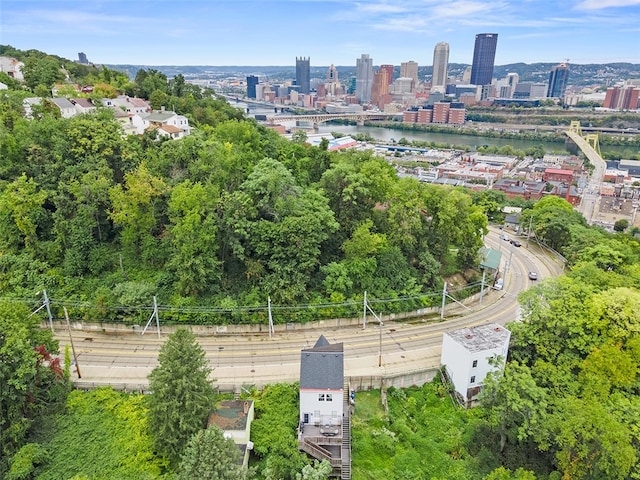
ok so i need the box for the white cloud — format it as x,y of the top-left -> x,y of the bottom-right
575,0 -> 640,9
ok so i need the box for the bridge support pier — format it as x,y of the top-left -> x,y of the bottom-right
356,119 -> 364,126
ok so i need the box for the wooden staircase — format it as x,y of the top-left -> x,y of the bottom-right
341,380 -> 352,480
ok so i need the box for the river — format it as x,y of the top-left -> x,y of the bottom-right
236,102 -> 627,155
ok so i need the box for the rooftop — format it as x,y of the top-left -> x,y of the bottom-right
207,400 -> 253,431
445,323 -> 511,353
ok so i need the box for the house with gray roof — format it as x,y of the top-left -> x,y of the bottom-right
299,335 -> 351,479
50,97 -> 76,118
142,108 -> 191,139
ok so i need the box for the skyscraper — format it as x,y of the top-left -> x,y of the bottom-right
78,52 -> 88,64
470,33 -> 498,86
432,42 -> 449,93
380,64 -> 395,87
246,75 -> 259,99
295,57 -> 310,94
547,62 -> 569,99
355,54 -> 374,103
400,61 -> 419,90
371,69 -> 390,108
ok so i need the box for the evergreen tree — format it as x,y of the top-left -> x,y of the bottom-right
177,426 -> 248,480
147,329 -> 216,464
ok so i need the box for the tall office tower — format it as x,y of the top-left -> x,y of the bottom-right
400,61 -> 419,90
547,62 -> 569,98
246,75 -> 259,99
355,54 -> 374,103
380,64 -> 395,87
295,56 -> 310,94
371,69 -> 390,107
78,52 -> 88,64
431,42 -> 449,93
470,33 -> 498,86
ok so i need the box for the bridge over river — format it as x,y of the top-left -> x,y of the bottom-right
267,112 -> 401,128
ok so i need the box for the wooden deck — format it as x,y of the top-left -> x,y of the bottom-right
299,383 -> 352,479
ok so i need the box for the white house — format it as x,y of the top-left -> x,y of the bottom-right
441,323 -> 510,407
143,108 -> 191,139
207,400 -> 254,469
298,335 -> 350,478
50,97 -> 77,118
0,56 -> 24,81
299,335 -> 344,427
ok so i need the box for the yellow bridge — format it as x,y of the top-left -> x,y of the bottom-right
565,121 -> 605,184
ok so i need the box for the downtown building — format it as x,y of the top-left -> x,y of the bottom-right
603,84 -> 640,110
470,33 -> 498,86
403,102 -> 466,125
400,61 -> 419,91
295,57 -> 310,94
547,62 -> 569,99
431,42 -> 449,93
355,54 -> 374,103
246,75 -> 259,99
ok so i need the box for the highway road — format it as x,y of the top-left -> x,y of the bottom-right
57,229 -> 562,391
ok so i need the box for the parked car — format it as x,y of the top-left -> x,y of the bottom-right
501,234 -> 509,241
493,278 -> 504,290
510,240 -> 522,247
528,271 -> 538,280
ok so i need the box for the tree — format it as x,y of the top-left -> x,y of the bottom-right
147,329 -> 216,465
480,361 -> 549,452
613,218 -> 629,232
109,162 -> 168,266
177,426 -> 247,480
550,396 -> 636,480
21,55 -> 63,90
0,173 -> 48,252
167,181 -> 222,296
295,460 -> 332,480
0,302 -> 69,475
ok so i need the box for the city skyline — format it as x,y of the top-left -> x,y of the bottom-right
3,1 -> 640,66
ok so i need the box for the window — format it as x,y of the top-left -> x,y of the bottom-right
472,360 -> 478,368
318,394 -> 325,401
470,376 -> 476,384
326,394 -> 332,402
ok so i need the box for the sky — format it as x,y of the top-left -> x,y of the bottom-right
2,0 -> 640,67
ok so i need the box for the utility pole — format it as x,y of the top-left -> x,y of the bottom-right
64,307 -> 81,379
378,315 -> 383,367
526,215 -> 533,247
479,269 -> 487,304
43,290 -> 53,332
440,282 -> 447,320
362,291 -> 367,330
268,296 -> 274,338
141,296 -> 160,338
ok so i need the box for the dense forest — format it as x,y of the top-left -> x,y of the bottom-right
0,47 -> 490,325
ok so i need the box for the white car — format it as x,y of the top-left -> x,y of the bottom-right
493,278 -> 504,290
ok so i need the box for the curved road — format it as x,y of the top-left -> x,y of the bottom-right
58,229 -> 562,390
